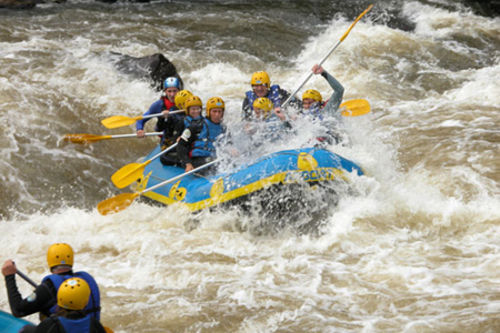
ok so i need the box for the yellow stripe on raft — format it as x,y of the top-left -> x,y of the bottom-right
140,167 -> 346,212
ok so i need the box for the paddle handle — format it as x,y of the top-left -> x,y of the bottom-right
110,132 -> 163,139
141,159 -> 219,194
149,142 -> 178,161
141,109 -> 184,120
16,270 -> 37,288
282,4 -> 373,109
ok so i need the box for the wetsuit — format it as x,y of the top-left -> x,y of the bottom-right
4,270 -> 100,321
136,96 -> 178,132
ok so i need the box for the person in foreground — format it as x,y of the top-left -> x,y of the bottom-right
2,243 -> 101,322
21,278 -> 107,333
177,96 -> 226,173
136,76 -> 181,138
241,71 -> 299,120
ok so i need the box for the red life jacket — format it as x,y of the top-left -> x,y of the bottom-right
162,97 -> 176,111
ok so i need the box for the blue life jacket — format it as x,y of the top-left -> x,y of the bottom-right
304,102 -> 324,120
184,115 -> 203,128
58,315 -> 92,333
191,119 -> 225,158
42,271 -> 101,320
245,84 -> 282,111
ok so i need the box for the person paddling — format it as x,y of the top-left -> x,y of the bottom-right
177,96 -> 227,173
301,64 -> 345,120
136,76 -> 181,138
2,243 -> 101,322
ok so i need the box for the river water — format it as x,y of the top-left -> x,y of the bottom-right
1,0 -> 499,332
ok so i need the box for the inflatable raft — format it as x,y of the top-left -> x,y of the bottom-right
0,310 -> 33,332
132,146 -> 363,212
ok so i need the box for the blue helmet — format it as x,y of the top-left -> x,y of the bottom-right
164,77 -> 180,89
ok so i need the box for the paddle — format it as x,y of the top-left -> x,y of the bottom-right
281,4 -> 373,109
63,131 -> 163,144
340,99 -> 371,117
98,159 -> 219,215
16,269 -> 37,288
101,110 -> 185,129
111,143 -> 178,189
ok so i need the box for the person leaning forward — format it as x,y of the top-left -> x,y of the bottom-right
2,243 -> 101,322
21,278 -> 107,333
136,76 -> 181,138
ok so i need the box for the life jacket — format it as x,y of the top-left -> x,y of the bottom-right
161,96 -> 176,111
42,271 -> 101,320
245,84 -> 282,111
304,101 -> 327,120
190,119 -> 225,158
57,315 -> 93,333
184,115 -> 203,129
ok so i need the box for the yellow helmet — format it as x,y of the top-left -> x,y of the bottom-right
57,278 -> 90,311
47,243 -> 74,269
206,97 -> 225,118
253,97 -> 274,115
302,89 -> 322,102
184,96 -> 203,115
174,89 -> 193,110
251,71 -> 270,87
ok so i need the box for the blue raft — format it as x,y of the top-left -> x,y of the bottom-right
132,146 -> 364,212
0,310 -> 33,332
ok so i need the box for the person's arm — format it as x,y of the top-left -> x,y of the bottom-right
177,128 -> 195,169
5,275 -> 55,318
136,99 -> 163,132
321,71 -> 344,115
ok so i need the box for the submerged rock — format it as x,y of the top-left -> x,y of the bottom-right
108,52 -> 183,91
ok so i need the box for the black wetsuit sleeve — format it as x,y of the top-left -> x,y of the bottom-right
5,275 -> 55,318
279,88 -> 300,110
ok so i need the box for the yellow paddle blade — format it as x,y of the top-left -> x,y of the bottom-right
97,192 -> 140,216
111,161 -> 150,189
340,99 -> 371,117
63,134 -> 112,144
101,115 -> 141,129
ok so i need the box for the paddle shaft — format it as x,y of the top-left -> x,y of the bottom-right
141,109 -> 184,120
16,270 -> 37,288
140,159 -> 219,195
281,4 -> 373,109
109,132 -> 163,139
148,142 -> 178,161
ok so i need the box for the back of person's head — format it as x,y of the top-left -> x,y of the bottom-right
184,96 -> 203,115
253,97 -> 273,117
205,97 -> 225,118
47,243 -> 74,270
175,89 -> 193,109
163,77 -> 181,90
251,71 -> 270,87
302,89 -> 322,103
57,278 -> 90,311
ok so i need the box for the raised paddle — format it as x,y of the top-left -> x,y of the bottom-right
101,110 -> 185,129
98,159 -> 219,215
63,131 -> 163,144
340,99 -> 371,117
111,143 -> 178,189
281,4 -> 373,109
